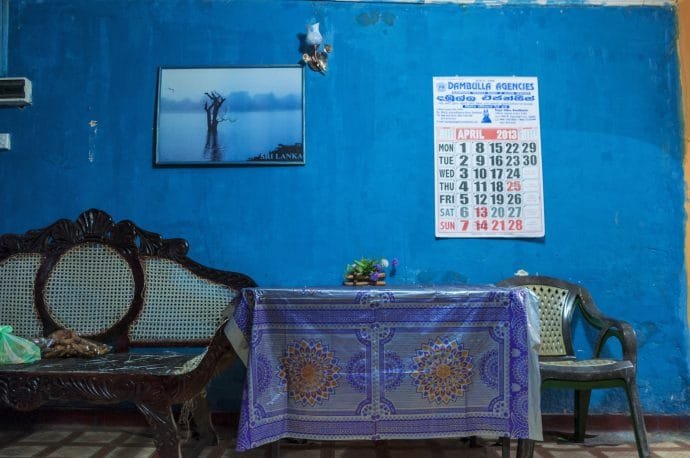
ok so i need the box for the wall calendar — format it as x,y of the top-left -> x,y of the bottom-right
433,76 -> 545,238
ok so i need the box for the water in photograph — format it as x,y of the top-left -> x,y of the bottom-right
157,109 -> 302,163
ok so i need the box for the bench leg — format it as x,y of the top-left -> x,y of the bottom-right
136,402 -> 181,458
188,391 -> 218,447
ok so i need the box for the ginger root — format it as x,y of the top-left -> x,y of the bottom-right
43,329 -> 111,358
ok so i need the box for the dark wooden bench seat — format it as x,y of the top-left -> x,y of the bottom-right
0,209 -> 256,457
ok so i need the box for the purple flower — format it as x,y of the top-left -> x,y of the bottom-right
374,264 -> 382,272
392,258 -> 399,267
370,272 -> 380,281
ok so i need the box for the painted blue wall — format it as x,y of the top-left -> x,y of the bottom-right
0,0 -> 686,415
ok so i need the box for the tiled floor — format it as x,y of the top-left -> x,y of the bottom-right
0,425 -> 689,457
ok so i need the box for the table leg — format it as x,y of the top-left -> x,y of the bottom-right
373,439 -> 389,458
516,439 -> 534,458
501,437 -> 511,458
270,440 -> 281,458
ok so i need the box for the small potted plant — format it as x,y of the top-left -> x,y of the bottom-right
343,257 -> 397,286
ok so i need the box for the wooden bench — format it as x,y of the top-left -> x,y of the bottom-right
0,209 -> 256,457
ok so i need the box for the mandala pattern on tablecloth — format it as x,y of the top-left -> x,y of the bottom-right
490,321 -> 508,341
383,350 -> 404,390
489,397 -> 509,417
253,353 -> 272,395
511,392 -> 530,437
278,339 -> 341,406
477,349 -> 500,389
511,320 -> 528,352
347,350 -> 405,393
233,298 -> 251,339
346,351 -> 368,393
410,336 -> 473,404
512,355 -> 529,386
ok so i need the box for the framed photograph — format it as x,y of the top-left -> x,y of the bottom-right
155,65 -> 305,166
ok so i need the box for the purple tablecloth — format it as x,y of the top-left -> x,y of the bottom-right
225,286 -> 542,451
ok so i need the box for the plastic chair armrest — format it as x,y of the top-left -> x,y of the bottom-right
578,292 -> 637,365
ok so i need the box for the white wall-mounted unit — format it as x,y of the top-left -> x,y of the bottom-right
0,77 -> 32,107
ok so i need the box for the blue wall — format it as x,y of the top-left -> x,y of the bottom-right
0,0 -> 687,415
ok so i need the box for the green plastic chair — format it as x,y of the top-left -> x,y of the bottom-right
498,275 -> 650,458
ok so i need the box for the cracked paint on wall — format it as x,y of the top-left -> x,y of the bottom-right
88,120 -> 98,163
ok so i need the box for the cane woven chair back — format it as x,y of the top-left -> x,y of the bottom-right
131,257 -> 238,343
0,253 -> 44,338
43,243 -> 136,336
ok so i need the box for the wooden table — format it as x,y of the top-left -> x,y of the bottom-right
226,286 -> 542,456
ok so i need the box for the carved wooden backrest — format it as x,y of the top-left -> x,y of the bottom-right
0,209 -> 256,351
39,243 -> 140,343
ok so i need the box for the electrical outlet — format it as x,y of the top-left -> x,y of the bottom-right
0,133 -> 10,151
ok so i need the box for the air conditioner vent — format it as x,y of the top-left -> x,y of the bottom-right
0,77 -> 31,107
